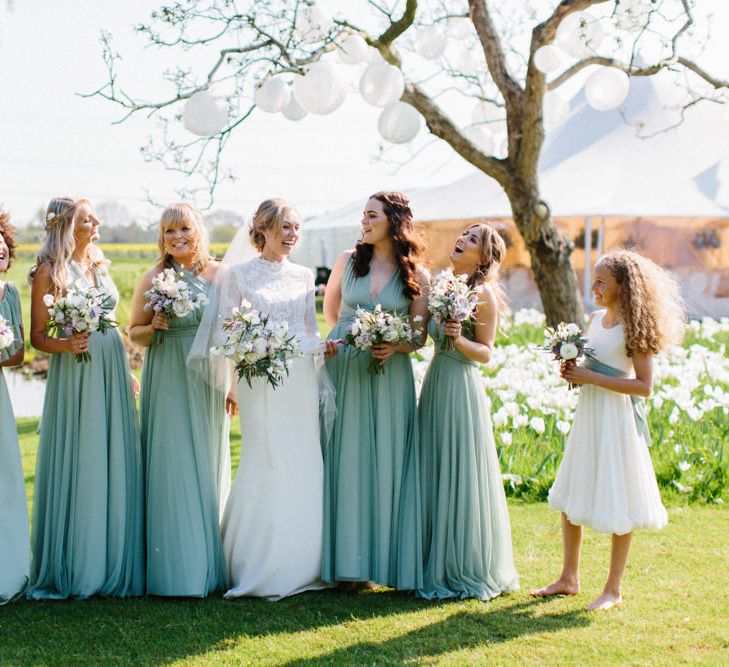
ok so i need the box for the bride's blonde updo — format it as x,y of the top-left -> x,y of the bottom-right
250,198 -> 298,252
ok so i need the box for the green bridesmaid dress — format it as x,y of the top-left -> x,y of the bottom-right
140,262 -> 228,596
322,258 -> 422,589
29,261 -> 143,599
417,320 -> 519,600
0,283 -> 30,604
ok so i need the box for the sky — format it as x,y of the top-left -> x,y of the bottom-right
1,0 -> 729,227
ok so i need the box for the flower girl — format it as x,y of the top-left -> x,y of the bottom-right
531,250 -> 685,610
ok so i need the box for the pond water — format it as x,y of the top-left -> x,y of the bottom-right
4,370 -> 46,418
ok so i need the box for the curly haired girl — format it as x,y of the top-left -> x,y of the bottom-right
531,250 -> 685,610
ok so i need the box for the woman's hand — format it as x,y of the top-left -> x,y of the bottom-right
561,362 -> 595,386
130,373 -> 141,398
443,320 -> 462,341
150,312 -> 169,331
65,332 -> 90,355
324,340 -> 338,359
371,343 -> 397,364
226,396 -> 238,417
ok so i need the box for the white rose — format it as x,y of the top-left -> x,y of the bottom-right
43,294 -> 55,307
559,342 -> 578,360
172,300 -> 189,318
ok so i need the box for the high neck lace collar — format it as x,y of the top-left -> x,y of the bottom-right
257,255 -> 288,270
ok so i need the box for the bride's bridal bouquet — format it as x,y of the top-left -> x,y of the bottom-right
540,321 -> 593,389
211,300 -> 300,389
144,268 -> 208,344
0,315 -> 14,353
427,268 -> 480,351
43,284 -> 117,362
344,304 -> 415,375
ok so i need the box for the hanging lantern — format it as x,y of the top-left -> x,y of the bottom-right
294,4 -> 333,44
415,25 -> 447,60
464,126 -> 495,154
281,92 -> 308,121
183,91 -> 228,137
378,102 -> 421,144
534,44 -> 566,74
338,34 -> 369,65
556,11 -> 605,58
585,67 -> 630,111
292,62 -> 348,115
254,77 -> 291,113
447,17 -> 473,39
543,91 -> 570,126
359,62 -> 405,108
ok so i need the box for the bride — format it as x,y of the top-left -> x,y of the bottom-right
192,198 -> 335,600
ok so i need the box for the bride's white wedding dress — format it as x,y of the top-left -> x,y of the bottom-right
217,256 -> 331,600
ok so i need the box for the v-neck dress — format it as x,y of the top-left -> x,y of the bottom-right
322,257 -> 423,589
29,261 -> 144,599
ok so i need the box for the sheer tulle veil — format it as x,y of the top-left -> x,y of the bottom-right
187,219 -> 336,441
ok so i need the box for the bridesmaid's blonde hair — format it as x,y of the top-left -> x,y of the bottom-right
249,198 -> 299,252
157,203 -> 211,274
30,196 -> 107,296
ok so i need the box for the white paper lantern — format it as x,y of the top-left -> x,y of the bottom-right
294,4 -> 332,44
254,77 -> 291,113
292,62 -> 348,115
415,25 -> 447,60
534,44 -> 566,74
183,91 -> 228,137
359,62 -> 405,108
338,34 -> 369,65
557,12 -> 605,58
281,92 -> 308,121
378,102 -> 421,144
454,49 -> 483,77
543,91 -> 570,126
464,126 -> 495,154
585,67 -> 630,111
447,17 -> 472,39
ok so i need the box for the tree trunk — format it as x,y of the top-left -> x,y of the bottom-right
507,183 -> 584,327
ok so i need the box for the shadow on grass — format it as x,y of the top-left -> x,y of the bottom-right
0,591 -> 590,665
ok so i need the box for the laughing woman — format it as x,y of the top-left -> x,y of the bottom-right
0,211 -> 30,604
417,223 -> 518,601
129,203 -> 230,597
28,197 -> 143,600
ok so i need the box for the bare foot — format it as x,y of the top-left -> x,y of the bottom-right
354,581 -> 378,591
336,581 -> 356,593
587,591 -> 622,610
530,579 -> 580,598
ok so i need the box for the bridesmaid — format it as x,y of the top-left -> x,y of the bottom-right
322,191 -> 429,590
28,196 -> 143,599
417,223 -> 519,600
129,202 -> 230,597
0,211 -> 30,604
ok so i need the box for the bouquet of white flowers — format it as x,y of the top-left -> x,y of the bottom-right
211,299 -> 300,389
540,321 -> 593,389
343,304 -> 415,375
0,315 -> 15,353
144,268 -> 209,344
43,284 -> 117,362
427,268 -> 480,351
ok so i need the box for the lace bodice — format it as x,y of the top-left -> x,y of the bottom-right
217,257 -> 321,353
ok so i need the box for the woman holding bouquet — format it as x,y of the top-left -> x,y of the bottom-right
194,198 -> 336,600
0,212 -> 30,604
129,203 -> 230,597
28,196 -> 143,599
417,223 -> 519,601
322,191 -> 429,590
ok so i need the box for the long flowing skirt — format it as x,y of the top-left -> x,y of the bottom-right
0,369 -> 30,603
28,330 -> 144,599
417,353 -> 519,600
223,356 -> 327,600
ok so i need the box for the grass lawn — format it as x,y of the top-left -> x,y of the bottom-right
6,419 -> 729,665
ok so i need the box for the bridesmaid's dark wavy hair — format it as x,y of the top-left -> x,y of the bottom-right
351,191 -> 424,300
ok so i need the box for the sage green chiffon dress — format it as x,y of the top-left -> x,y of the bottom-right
0,283 -> 30,603
140,262 -> 229,596
29,262 -> 143,599
417,321 -> 519,600
322,258 -> 422,589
